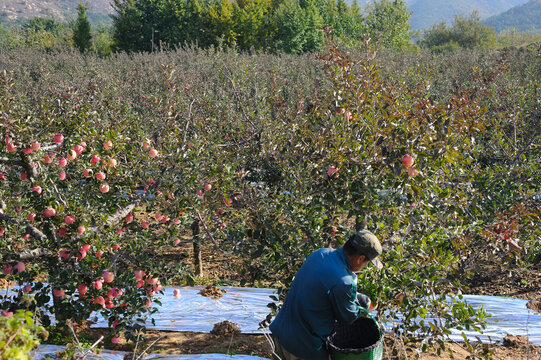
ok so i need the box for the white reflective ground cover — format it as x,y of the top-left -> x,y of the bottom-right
379,295 -> 541,345
32,344 -> 268,360
90,286 -> 276,333
449,295 -> 540,345
6,285 -> 541,345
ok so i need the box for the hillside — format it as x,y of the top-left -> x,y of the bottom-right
483,0 -> 541,32
408,0 -> 529,31
0,0 -> 113,26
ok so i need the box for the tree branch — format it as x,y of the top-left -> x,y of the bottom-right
19,248 -> 55,260
196,211 -> 233,254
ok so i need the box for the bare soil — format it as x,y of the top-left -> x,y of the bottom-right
464,262 -> 541,302
210,321 -> 241,336
199,285 -> 227,300
527,300 -> 541,313
79,328 -> 540,360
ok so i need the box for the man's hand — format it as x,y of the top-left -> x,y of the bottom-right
356,292 -> 377,310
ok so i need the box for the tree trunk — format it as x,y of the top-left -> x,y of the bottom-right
191,219 -> 203,277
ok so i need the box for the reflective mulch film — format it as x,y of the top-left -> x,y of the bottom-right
6,284 -> 541,345
449,295 -> 540,345
90,286 -> 276,333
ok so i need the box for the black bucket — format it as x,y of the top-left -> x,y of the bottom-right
327,315 -> 383,360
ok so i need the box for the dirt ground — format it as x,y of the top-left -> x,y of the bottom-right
82,328 -> 540,360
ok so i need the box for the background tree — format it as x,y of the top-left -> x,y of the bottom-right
73,2 -> 92,53
23,18 -> 66,37
421,12 -> 497,52
364,0 -> 411,49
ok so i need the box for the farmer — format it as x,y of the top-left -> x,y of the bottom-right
269,230 -> 383,360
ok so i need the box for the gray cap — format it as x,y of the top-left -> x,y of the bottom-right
349,230 -> 383,269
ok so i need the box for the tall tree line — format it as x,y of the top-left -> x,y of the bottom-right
111,0 -> 411,53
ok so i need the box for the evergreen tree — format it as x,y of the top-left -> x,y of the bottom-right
73,2 -> 92,53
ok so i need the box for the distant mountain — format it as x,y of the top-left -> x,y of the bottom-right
0,0 -> 113,26
483,0 -> 541,32
408,0 -> 529,31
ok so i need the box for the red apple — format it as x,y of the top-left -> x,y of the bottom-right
6,143 -> 17,152
32,141 -> 41,151
59,171 -> 66,180
149,149 -> 158,158
71,145 -> 83,156
402,154 -> 414,168
103,271 -> 114,283
94,295 -> 105,307
91,155 -> 101,164
1,310 -> 13,317
77,284 -> 89,296
134,270 -> 145,280
93,280 -> 103,290
96,172 -> 106,180
59,250 -> 70,260
66,150 -> 77,161
99,183 -> 110,193
327,166 -> 339,177
14,262 -> 25,273
64,215 -> 76,225
125,213 -> 134,223
408,168 -> 420,177
77,249 -> 87,260
43,207 -> 56,218
104,140 -> 113,150
53,289 -> 65,297
53,134 -> 64,144
77,225 -> 85,236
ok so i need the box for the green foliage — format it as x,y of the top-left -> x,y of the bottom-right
92,25 -> 114,57
109,0 -> 410,53
22,18 -> 67,37
364,0 -> 411,49
73,2 -> 93,53
496,27 -> 541,48
421,12 -> 497,52
0,310 -> 47,360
